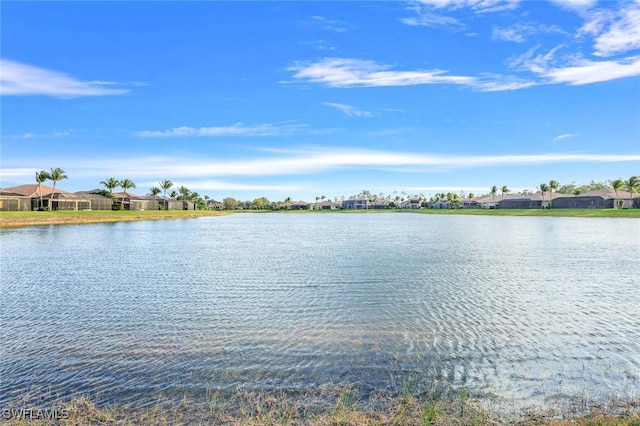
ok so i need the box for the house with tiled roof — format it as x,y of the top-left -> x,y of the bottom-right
113,192 -> 162,210
0,184 -> 70,211
552,188 -> 639,209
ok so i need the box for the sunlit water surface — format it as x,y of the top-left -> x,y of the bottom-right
1,214 -> 639,412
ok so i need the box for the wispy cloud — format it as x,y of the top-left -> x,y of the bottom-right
591,4 -> 640,57
415,0 -> 520,13
543,55 -> 640,85
323,102 -> 374,117
288,58 -> 476,88
309,15 -> 347,33
509,46 -> 640,85
6,149 -> 638,184
0,59 -> 129,97
288,57 -> 533,91
553,133 -> 577,142
140,180 -> 304,193
550,0 -> 597,11
400,4 -> 464,29
134,122 -> 308,137
492,23 -> 566,43
400,0 -> 521,30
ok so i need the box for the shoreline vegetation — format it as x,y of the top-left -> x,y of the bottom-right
1,208 -> 639,229
3,388 -> 639,426
0,210 -> 228,229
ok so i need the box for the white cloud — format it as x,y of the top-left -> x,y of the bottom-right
10,149 -> 638,183
416,0 -> 520,13
550,0 -> 597,11
289,57 -> 535,91
509,46 -> 640,85
544,55 -> 640,85
140,180 -> 304,193
309,16 -> 347,33
493,26 -> 527,43
400,0 -> 520,30
288,58 -> 476,88
399,6 -> 463,29
134,122 -> 308,137
474,74 -> 536,91
0,167 -> 37,180
592,5 -> 640,57
0,59 -> 129,97
323,102 -> 374,117
553,133 -> 577,141
492,23 -> 566,43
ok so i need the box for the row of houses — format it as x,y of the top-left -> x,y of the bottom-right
291,188 -> 639,210
2,184 -> 638,212
433,188 -> 640,210
0,184 -> 197,211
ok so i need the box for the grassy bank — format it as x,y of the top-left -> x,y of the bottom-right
1,208 -> 638,229
0,210 -> 228,229
414,208 -> 640,218
249,208 -> 640,218
2,388 -> 639,425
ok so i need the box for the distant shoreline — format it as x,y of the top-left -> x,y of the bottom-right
0,210 -> 228,229
1,208 -> 639,229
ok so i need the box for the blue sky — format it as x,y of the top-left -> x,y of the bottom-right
1,0 -> 639,201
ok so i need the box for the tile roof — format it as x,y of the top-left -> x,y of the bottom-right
1,184 -> 69,197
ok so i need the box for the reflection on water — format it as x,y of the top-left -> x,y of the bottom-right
1,214 -> 639,411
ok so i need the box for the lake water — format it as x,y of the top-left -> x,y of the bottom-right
1,213 -> 639,413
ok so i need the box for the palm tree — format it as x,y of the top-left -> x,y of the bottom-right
625,176 -> 639,207
549,180 -> 559,208
148,187 -> 161,197
35,170 -> 50,210
539,183 -> 550,208
100,177 -> 120,195
612,178 -> 624,208
169,190 -> 178,198
120,179 -> 136,196
47,167 -> 68,211
501,185 -> 509,200
468,192 -> 475,200
490,185 -> 498,199
159,179 -> 173,209
178,185 -> 190,201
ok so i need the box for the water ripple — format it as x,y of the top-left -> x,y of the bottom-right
1,214 -> 639,411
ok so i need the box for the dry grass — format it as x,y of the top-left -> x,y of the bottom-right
0,210 -> 227,228
2,388 -> 639,426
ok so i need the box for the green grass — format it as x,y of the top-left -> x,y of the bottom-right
243,208 -> 640,218
0,209 -> 228,228
2,388 -> 639,426
1,208 -> 637,229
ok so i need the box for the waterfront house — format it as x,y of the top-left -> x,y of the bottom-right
399,197 -> 421,209
290,201 -> 309,210
159,197 -> 184,210
114,192 -> 161,211
313,201 -> 340,210
183,200 -> 196,210
0,189 -> 33,211
461,198 -> 480,209
0,183 -> 69,211
551,188 -> 637,209
42,191 -> 113,211
342,198 -> 367,209
368,198 -> 389,209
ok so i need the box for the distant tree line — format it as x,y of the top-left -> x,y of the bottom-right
31,170 -> 639,211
